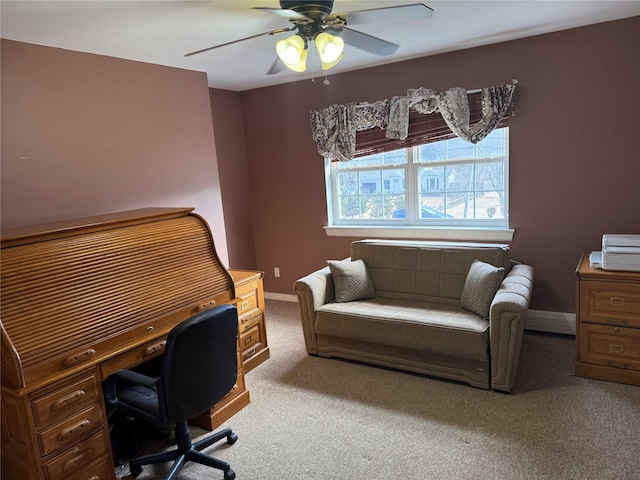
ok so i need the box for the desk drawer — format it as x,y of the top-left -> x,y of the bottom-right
99,336 -> 167,379
32,374 -> 101,428
578,324 -> 640,371
240,325 -> 262,360
237,290 -> 258,318
579,281 -> 640,326
43,430 -> 110,480
38,403 -> 104,456
64,456 -> 114,480
239,312 -> 262,333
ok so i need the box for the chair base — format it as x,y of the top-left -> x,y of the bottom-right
129,422 -> 237,480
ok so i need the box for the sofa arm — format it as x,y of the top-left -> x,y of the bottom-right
294,267 -> 335,355
489,263 -> 534,392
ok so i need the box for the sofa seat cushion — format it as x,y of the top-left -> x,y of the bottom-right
315,298 -> 489,362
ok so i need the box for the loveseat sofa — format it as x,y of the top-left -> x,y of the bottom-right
294,240 -> 534,392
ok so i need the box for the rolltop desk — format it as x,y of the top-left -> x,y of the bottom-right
1,208 -> 251,480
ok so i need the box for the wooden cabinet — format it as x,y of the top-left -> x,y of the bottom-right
230,270 -> 270,373
1,367 -> 114,480
575,254 -> 640,386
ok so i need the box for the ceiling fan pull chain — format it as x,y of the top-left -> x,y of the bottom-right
309,46 -> 316,84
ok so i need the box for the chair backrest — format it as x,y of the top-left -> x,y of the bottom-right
161,304 -> 238,421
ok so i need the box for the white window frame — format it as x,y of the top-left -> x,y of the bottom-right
324,128 -> 514,242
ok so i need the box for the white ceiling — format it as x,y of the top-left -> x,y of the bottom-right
2,1 -> 639,91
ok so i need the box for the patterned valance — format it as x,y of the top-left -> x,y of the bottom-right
310,80 -> 517,162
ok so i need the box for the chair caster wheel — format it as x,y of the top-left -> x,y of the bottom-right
130,465 -> 143,478
227,432 -> 238,445
224,468 -> 236,480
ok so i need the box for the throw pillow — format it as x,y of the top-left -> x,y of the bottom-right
327,259 -> 375,303
460,260 -> 505,318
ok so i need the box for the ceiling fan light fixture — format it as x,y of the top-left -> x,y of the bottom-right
276,34 -> 308,72
315,31 -> 344,70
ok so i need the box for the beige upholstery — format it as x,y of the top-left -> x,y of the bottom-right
294,240 -> 534,392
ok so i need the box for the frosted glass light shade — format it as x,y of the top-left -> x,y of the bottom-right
315,32 -> 344,70
276,35 -> 308,72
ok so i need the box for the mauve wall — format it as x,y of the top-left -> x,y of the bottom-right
1,39 -> 230,265
240,17 -> 640,313
209,88 -> 256,270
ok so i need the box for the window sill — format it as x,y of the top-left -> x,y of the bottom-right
324,225 -> 515,242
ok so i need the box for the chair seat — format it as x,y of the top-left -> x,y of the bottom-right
118,385 -> 161,417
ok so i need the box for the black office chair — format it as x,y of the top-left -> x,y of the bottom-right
104,304 -> 240,480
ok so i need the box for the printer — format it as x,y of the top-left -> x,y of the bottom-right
590,234 -> 640,272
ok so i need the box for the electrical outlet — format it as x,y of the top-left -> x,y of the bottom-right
274,267 -> 280,278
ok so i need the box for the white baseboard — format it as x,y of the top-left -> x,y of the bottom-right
264,292 -> 297,302
525,309 -> 575,335
265,292 -> 576,336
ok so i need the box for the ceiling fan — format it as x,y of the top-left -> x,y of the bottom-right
185,1 -> 434,74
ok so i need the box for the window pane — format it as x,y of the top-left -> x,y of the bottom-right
475,160 -> 504,192
446,137 -> 474,159
418,196 -> 449,218
445,164 -> 473,193
419,142 -> 446,162
386,194 -> 406,218
476,129 -> 506,157
337,149 -> 407,169
337,171 -> 358,195
419,167 -> 444,193
338,195 -> 360,218
336,169 -> 405,219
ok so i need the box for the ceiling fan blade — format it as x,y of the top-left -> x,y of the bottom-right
327,3 -> 434,26
252,7 -> 311,21
184,28 -> 293,57
267,57 -> 287,75
339,27 -> 399,57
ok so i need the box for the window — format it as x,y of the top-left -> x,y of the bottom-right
325,128 -> 510,239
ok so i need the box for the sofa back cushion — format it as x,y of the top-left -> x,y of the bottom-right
350,240 -> 510,305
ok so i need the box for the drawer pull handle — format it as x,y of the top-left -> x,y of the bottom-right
609,297 -> 625,307
63,448 -> 93,472
607,361 -> 630,369
606,319 -> 628,326
58,419 -> 92,441
609,344 -> 624,354
197,300 -> 217,311
52,390 -> 86,410
63,349 -> 96,367
143,341 -> 166,357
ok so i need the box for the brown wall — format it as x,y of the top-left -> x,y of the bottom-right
1,39 -> 230,264
239,17 -> 640,313
209,88 -> 256,270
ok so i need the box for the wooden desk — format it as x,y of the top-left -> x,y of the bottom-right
230,270 -> 270,373
575,253 -> 640,386
1,208 -> 250,480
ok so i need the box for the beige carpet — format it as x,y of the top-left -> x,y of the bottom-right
119,299 -> 640,480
